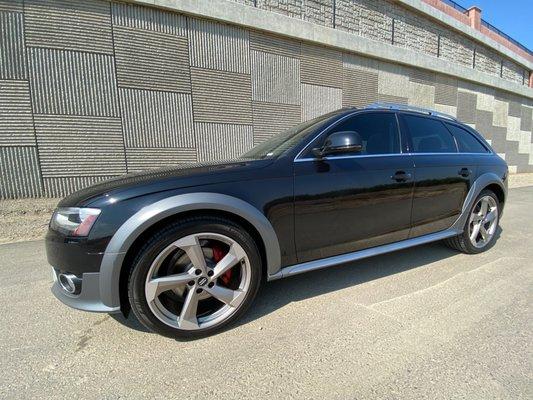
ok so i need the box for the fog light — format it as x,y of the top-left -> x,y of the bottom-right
58,273 -> 82,295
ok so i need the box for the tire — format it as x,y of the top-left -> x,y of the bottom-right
445,189 -> 500,254
127,216 -> 262,339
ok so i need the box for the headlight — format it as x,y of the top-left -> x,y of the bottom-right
50,208 -> 101,236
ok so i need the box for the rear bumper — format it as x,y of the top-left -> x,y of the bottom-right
51,267 -> 120,313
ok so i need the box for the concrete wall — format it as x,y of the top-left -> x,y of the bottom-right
0,0 -> 532,199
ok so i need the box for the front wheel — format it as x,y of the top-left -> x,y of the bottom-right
127,216 -> 262,339
445,189 -> 500,254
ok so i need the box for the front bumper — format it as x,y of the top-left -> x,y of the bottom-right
51,268 -> 120,313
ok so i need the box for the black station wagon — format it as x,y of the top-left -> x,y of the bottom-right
46,103 -> 508,339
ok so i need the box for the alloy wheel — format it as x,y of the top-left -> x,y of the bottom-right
468,195 -> 498,249
145,232 -> 251,330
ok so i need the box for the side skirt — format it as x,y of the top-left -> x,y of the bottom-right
267,228 -> 460,281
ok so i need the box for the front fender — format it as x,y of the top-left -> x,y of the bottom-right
98,193 -> 282,309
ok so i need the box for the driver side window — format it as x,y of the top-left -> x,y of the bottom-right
306,112 -> 401,157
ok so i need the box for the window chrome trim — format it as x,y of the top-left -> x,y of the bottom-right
294,151 -> 494,163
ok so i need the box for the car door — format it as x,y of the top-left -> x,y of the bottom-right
293,111 -> 415,264
398,113 -> 477,238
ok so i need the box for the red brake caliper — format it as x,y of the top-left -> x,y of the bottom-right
212,244 -> 232,286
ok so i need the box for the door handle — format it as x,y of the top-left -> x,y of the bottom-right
391,171 -> 412,182
458,168 -> 471,178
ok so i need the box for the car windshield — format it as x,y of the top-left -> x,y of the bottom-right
240,111 -> 343,160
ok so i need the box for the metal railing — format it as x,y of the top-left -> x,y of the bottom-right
480,19 -> 532,56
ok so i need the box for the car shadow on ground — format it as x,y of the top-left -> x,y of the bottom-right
112,228 -> 502,338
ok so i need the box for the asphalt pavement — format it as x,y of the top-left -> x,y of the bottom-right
1,186 -> 532,399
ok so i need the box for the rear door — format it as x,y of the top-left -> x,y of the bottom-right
399,113 -> 476,238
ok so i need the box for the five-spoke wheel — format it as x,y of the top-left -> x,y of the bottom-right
128,217 -> 261,339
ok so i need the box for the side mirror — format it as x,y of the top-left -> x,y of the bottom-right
312,131 -> 363,158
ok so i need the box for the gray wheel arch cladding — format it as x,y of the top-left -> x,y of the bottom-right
98,193 -> 282,309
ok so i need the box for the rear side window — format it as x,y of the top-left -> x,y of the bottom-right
445,123 -> 489,153
313,112 -> 400,156
402,114 -> 457,153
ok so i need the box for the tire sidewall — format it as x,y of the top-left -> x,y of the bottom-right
128,218 -> 262,339
462,189 -> 500,254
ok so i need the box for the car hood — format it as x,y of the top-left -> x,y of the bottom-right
58,159 -> 273,207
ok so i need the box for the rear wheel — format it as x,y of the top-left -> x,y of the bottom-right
445,189 -> 500,254
128,216 -> 262,339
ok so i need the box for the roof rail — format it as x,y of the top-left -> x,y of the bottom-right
365,102 -> 458,121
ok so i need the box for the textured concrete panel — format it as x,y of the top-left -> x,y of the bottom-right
475,110 -> 494,141
34,115 -> 126,177
251,50 -> 300,105
250,30 -> 300,58
336,0 -> 392,43
0,81 -> 35,146
379,94 -> 408,104
24,0 -> 113,54
343,52 -> 380,72
113,26 -> 190,93
0,146 -> 42,198
507,99 -> 522,118
44,176 -> 115,198
195,123 -> 253,162
493,99 -> 508,128
408,81 -> 435,108
392,6 -> 438,57
378,63 -> 410,98
521,106 -> 532,132
342,67 -> 378,107
120,88 -> 195,148
301,43 -> 342,88
191,68 -> 252,124
126,148 -> 197,172
28,48 -> 119,116
301,83 -> 342,121
188,18 -> 250,73
457,91 -> 477,124
0,0 -> 23,12
252,101 -> 301,144
434,75 -> 458,106
111,1 -> 187,36
475,46 -> 500,78
0,11 -> 25,79
408,68 -> 436,85
256,0 -> 334,27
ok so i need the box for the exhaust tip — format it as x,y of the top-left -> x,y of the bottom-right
58,273 -> 81,295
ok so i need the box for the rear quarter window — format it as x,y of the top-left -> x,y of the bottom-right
445,123 -> 489,154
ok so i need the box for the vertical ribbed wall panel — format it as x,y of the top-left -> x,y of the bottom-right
252,101 -> 301,145
120,88 -> 195,148
301,43 -> 342,88
301,83 -> 342,121
195,123 -> 253,162
0,11 -> 26,79
0,146 -> 42,198
43,176 -> 116,198
188,18 -> 250,74
126,148 -> 197,172
251,50 -> 300,105
34,115 -> 126,177
111,1 -> 187,36
0,80 -> 35,146
113,26 -> 191,93
24,0 -> 113,54
191,68 -> 252,124
342,67 -> 378,107
28,48 -> 119,116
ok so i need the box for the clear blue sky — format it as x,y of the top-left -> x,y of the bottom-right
455,0 -> 532,50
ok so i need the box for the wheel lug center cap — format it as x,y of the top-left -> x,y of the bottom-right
197,277 -> 208,287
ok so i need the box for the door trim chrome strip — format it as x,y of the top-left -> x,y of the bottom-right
267,228 -> 460,280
